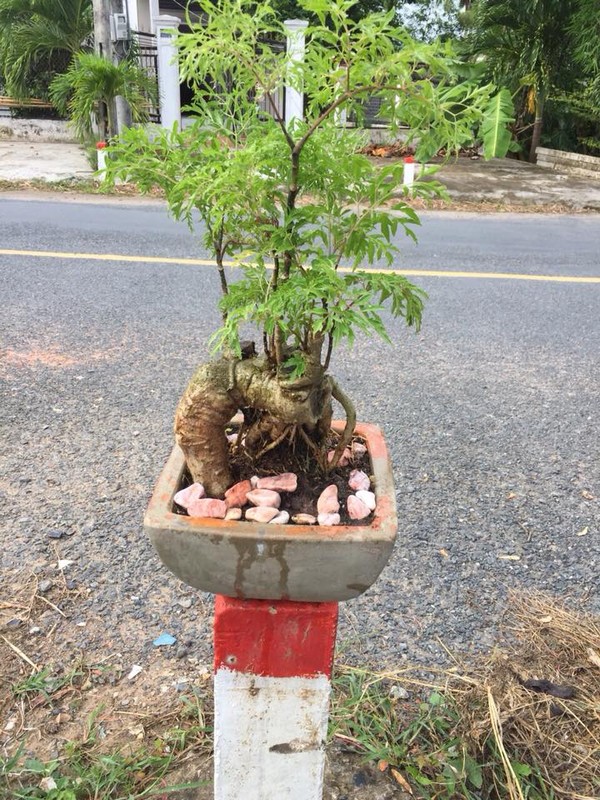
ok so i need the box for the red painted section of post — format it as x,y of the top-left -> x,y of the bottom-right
214,596 -> 338,678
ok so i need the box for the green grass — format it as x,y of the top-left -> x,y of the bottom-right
1,693 -> 210,800
12,665 -> 85,702
2,662 -> 558,799
329,665 -> 555,800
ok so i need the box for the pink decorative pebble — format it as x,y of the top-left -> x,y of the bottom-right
174,482 -> 205,509
349,469 -> 370,492
250,475 -> 259,488
247,489 -> 281,508
224,479 -> 252,508
356,489 -> 376,511
317,484 -> 339,515
226,433 -> 238,444
347,495 -> 371,520
256,472 -> 298,492
352,441 -> 367,458
225,507 -> 242,521
187,498 -> 227,519
317,512 -> 341,526
291,513 -> 317,525
327,448 -> 352,467
268,510 -> 290,524
245,506 -> 280,523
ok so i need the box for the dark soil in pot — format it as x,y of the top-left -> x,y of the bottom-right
173,431 -> 374,526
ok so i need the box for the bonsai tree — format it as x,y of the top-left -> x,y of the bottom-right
106,0 -> 512,498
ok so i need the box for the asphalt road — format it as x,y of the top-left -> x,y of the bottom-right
1,196 -> 599,670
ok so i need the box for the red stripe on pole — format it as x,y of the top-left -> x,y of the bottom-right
214,595 -> 338,678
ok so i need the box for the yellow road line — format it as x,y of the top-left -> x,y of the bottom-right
1,247 -> 599,284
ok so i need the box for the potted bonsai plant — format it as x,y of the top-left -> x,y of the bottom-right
105,0 -> 512,601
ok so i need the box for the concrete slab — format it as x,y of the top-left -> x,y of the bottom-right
0,140 -> 93,181
430,157 -> 600,210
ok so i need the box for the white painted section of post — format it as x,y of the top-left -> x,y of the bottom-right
284,19 -> 308,128
155,15 -> 181,130
149,0 -> 160,33
403,157 -> 416,191
96,146 -> 107,177
214,670 -> 330,800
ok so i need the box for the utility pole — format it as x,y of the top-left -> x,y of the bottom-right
92,0 -> 133,137
91,0 -> 111,139
92,0 -> 112,60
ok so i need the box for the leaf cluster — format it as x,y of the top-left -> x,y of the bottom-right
0,0 -> 92,99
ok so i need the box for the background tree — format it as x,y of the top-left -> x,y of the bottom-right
396,0 -> 462,41
50,51 -> 157,140
269,0 -> 397,22
465,0 -> 582,161
550,0 -> 600,154
0,0 -> 93,98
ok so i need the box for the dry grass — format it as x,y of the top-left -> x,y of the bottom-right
332,592 -> 599,799
454,591 -> 600,800
2,567 -> 597,798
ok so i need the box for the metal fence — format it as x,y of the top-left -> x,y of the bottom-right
130,30 -> 161,124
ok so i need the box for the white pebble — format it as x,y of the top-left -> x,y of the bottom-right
269,510 -> 290,524
356,490 -> 376,511
317,513 -> 341,526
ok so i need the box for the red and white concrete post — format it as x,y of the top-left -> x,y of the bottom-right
213,595 -> 339,800
403,155 -> 416,192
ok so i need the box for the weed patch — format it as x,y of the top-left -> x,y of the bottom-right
330,592 -> 599,799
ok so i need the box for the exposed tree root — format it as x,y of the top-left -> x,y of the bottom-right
174,356 -> 356,497
327,379 -> 357,471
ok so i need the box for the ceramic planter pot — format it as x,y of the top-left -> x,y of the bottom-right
144,421 -> 397,602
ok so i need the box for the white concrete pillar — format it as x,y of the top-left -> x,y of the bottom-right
284,19 -> 308,128
149,0 -> 160,33
125,0 -> 139,33
155,15 -> 181,130
213,596 -> 338,800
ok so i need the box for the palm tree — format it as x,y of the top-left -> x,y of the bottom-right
467,0 -> 578,161
0,0 -> 93,98
50,52 -> 158,141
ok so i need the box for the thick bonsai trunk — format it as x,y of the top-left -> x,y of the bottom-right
174,356 -> 356,497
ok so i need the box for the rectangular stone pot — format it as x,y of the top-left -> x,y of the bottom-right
144,422 -> 397,602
